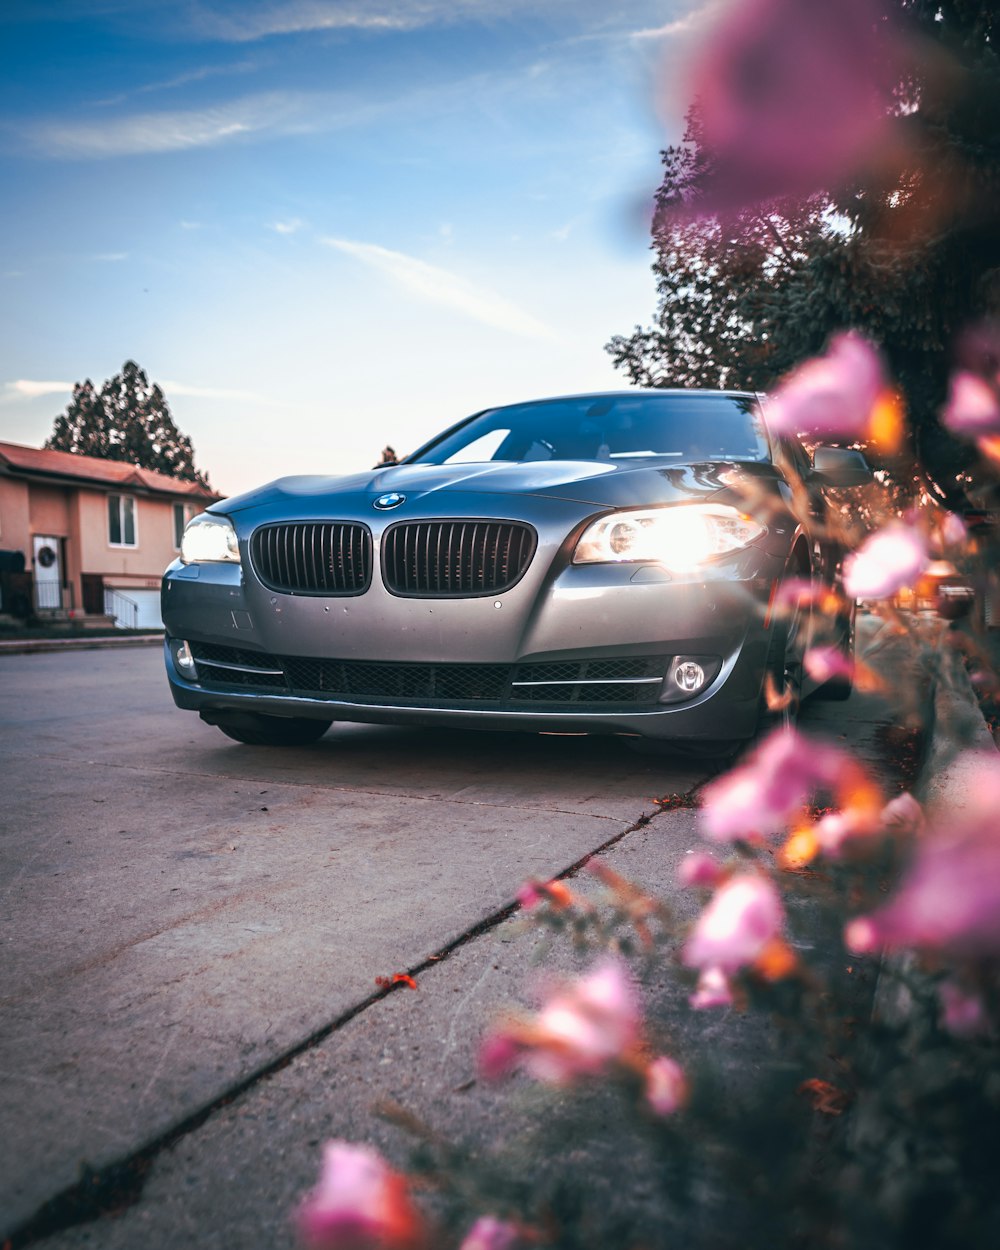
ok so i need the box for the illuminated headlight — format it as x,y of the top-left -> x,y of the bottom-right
573,505 -> 765,571
180,513 -> 240,564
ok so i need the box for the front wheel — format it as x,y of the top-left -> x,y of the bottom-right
205,711 -> 333,746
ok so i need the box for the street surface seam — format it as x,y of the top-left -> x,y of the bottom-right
5,781 -> 708,1249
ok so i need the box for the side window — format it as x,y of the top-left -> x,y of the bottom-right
108,494 -> 137,547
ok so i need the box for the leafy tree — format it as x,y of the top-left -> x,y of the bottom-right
46,361 -> 210,487
607,0 -> 999,497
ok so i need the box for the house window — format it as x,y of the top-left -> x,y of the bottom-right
173,502 -> 194,549
108,494 -> 137,547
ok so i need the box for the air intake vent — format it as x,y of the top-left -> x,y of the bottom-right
250,523 -> 372,595
382,520 -> 536,597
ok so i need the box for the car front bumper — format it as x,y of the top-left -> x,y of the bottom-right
162,548 -> 784,742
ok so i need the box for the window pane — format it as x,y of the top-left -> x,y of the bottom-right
108,495 -> 122,545
123,497 -> 136,546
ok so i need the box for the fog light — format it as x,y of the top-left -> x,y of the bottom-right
673,660 -> 706,692
174,639 -> 198,678
659,655 -> 721,704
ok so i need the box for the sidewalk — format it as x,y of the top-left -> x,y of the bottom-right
12,618 -> 1000,1250
0,632 -> 163,655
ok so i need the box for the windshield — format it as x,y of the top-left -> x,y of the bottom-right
411,393 -> 769,466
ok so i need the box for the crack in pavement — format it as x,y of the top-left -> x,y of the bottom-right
4,775 -> 710,1250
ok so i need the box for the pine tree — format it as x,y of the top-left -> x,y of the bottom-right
46,361 -> 210,487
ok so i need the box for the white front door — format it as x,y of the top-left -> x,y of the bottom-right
33,536 -> 62,611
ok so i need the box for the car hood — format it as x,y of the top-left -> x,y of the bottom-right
214,459 -> 781,517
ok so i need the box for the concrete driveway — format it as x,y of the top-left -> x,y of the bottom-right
1,646 -> 714,1237
1,632 -> 917,1247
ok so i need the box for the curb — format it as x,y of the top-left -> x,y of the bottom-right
0,634 -> 163,656
919,644 -> 1000,815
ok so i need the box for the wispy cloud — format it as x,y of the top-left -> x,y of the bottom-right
193,1 -> 453,42
21,90 -> 365,159
161,381 -> 271,403
4,379 -> 73,399
269,218 -> 304,235
93,59 -> 259,107
93,251 -> 128,262
322,237 -> 561,341
629,0 -> 723,41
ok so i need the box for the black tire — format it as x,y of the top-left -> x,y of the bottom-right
758,580 -> 806,735
207,711 -> 333,746
811,612 -> 855,701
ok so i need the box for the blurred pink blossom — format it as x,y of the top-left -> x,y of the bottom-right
804,646 -> 854,685
678,852 -> 724,888
689,966 -> 735,1010
645,1056 -> 689,1116
458,1216 -> 521,1250
938,980 -> 989,1040
683,874 -> 785,973
479,960 -> 640,1086
879,791 -> 925,836
939,512 -> 967,548
700,726 -> 856,842
771,577 -> 837,612
297,1142 -> 424,1250
681,0 -> 904,210
843,524 -> 929,599
942,371 -> 1000,436
846,755 -> 1000,958
765,332 -> 886,439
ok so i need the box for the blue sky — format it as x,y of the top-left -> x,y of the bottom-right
1,0 -> 716,495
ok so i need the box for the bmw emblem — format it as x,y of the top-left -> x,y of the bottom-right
373,492 -> 406,511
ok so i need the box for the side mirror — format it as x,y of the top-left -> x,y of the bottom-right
810,446 -> 873,488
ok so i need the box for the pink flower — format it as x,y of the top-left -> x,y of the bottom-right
678,852 -> 724,888
645,1056 -> 688,1116
700,726 -> 855,842
296,1142 -> 424,1250
458,1216 -> 521,1250
938,980 -> 988,1040
683,874 -> 785,973
942,372 -> 1000,436
939,512 -> 967,549
804,646 -> 854,685
689,966 -> 735,1010
766,332 -> 886,440
879,791 -> 925,837
843,524 -> 929,599
516,880 -> 546,910
846,755 -> 1000,958
680,0 -> 903,210
479,960 -> 640,1086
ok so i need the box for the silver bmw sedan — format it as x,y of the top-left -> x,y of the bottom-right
162,390 -> 870,751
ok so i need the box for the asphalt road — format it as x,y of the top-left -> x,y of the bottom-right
0,636 -> 914,1247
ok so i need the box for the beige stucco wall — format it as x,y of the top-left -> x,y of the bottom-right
28,485 -> 72,537
0,477 -> 32,555
3,472 -> 205,615
76,488 -> 184,579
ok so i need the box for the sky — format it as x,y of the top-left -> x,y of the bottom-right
0,0 -> 720,497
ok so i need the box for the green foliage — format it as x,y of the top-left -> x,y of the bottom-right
45,360 -> 210,487
607,0 -> 1000,497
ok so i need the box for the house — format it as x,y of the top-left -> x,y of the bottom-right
0,441 -> 221,628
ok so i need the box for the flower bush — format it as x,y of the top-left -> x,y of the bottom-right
294,2 -> 1000,1246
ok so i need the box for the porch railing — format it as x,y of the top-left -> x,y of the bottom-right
104,588 -> 139,630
